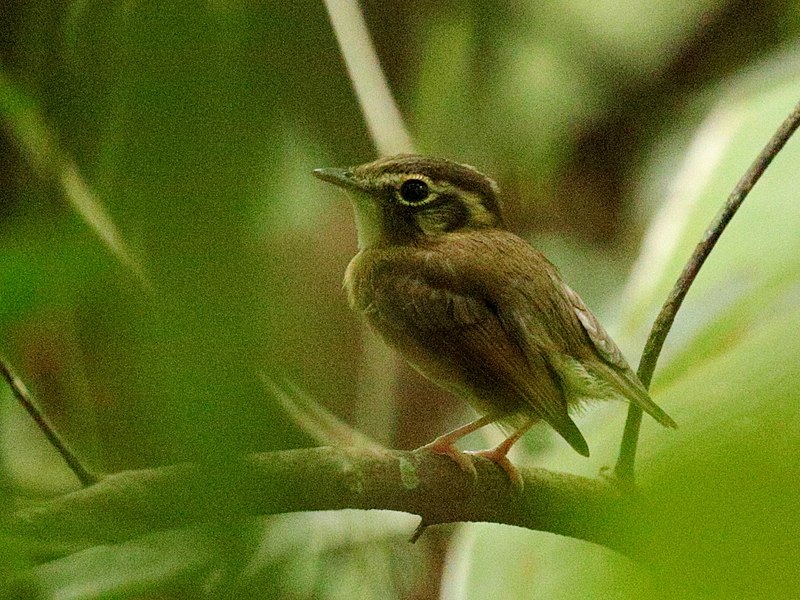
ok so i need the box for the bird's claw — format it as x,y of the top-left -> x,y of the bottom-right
418,435 -> 525,491
466,449 -> 524,491
419,440 -> 478,480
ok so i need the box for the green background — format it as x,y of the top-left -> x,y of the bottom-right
2,1 -> 800,598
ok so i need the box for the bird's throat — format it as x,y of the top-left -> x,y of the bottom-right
349,193 -> 384,250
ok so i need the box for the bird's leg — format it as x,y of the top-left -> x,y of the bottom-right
418,414 -> 496,478
466,420 -> 535,490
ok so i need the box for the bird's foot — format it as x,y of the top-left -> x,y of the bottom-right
418,438 -> 477,480
466,448 -> 524,491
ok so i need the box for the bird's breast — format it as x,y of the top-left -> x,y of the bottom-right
343,251 -> 376,313
343,249 -> 468,390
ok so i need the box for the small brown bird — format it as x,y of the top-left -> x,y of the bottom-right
313,154 -> 675,485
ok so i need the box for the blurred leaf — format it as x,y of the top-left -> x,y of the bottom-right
548,0 -> 723,74
412,15 -> 475,159
8,527 -> 214,600
263,375 -> 385,451
232,511 -> 424,600
0,70 -> 148,287
442,523 -> 660,600
8,470 -> 425,599
448,51 -> 800,600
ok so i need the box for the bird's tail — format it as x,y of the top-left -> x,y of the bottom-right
598,363 -> 677,428
544,410 -> 591,457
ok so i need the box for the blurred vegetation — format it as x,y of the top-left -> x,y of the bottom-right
1,0 -> 800,598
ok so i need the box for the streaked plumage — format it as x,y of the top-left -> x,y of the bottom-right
314,154 -> 675,483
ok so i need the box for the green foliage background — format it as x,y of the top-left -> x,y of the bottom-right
1,1 -> 800,598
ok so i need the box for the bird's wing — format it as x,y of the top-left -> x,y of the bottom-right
376,268 -> 590,456
556,279 -> 628,369
384,276 -> 492,331
543,269 -> 677,428
426,233 -> 675,430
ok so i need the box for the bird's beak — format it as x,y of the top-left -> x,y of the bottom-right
312,167 -> 364,192
314,166 -> 382,249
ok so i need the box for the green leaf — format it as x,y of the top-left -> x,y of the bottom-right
7,528 -> 214,600
0,70 -> 148,287
449,54 -> 800,600
263,375 -> 385,450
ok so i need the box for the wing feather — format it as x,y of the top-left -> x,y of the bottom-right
373,270 -> 590,455
557,280 -> 628,369
349,231 -> 673,454
546,273 -> 677,428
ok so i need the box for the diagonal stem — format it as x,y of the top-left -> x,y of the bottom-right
615,98 -> 800,484
321,0 -> 416,446
321,0 -> 414,156
0,358 -> 97,487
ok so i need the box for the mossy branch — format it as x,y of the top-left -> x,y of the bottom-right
9,447 -> 643,557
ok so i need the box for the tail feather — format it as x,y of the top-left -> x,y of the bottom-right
628,384 -> 677,428
545,411 -> 590,457
599,363 -> 677,428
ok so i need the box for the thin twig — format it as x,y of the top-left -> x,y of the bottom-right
0,358 -> 97,486
615,98 -> 800,484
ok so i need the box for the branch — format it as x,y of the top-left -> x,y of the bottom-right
0,358 -> 97,487
615,97 -> 800,483
8,447 -> 642,557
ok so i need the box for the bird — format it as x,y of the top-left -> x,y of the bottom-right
313,154 -> 675,486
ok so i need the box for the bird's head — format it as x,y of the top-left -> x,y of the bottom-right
313,154 -> 505,248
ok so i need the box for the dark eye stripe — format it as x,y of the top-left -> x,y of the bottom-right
415,194 -> 469,232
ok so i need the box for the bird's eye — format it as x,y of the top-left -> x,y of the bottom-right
399,179 -> 430,203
